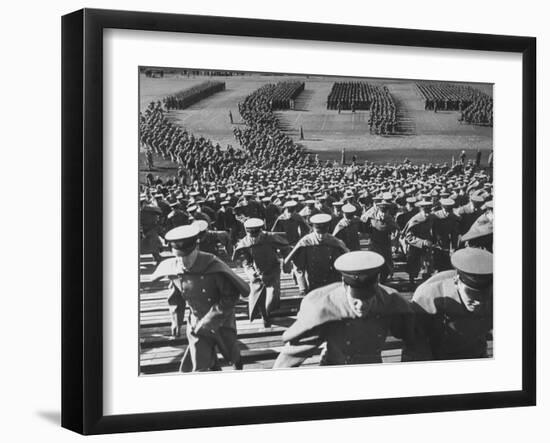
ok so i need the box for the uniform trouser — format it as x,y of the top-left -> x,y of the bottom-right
180,327 -> 240,372
292,265 -> 307,294
250,273 -> 281,321
167,292 -> 185,337
433,248 -> 452,271
367,244 -> 393,281
406,246 -> 433,278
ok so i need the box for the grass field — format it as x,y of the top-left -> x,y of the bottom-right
139,72 -> 493,182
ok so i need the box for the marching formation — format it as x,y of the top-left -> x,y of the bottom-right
326,82 -> 398,134
460,96 -> 493,126
162,81 -> 226,110
416,82 -> 493,126
243,81 -> 306,110
140,102 -> 248,181
233,82 -> 309,167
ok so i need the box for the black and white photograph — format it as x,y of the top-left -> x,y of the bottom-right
138,68 -> 494,375
0,0 -> 545,439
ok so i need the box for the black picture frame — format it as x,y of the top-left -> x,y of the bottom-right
61,8 -> 536,435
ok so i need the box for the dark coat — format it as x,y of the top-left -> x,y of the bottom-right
271,213 -> 310,245
403,211 -> 436,277
362,210 -> 398,274
151,252 -> 249,371
165,209 -> 189,231
285,233 -> 349,292
273,283 -> 416,368
396,208 -> 417,232
408,270 -> 492,361
455,202 -> 483,235
233,233 -> 290,321
333,216 -> 364,251
432,209 -> 460,271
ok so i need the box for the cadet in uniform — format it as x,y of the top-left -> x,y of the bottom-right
456,192 -> 485,236
187,204 -> 212,226
237,191 -> 264,219
273,251 -> 416,368
403,200 -> 436,284
461,201 -> 493,252
271,201 -> 311,293
165,202 -> 189,231
151,225 -> 249,371
271,200 -> 310,245
361,200 -> 398,282
140,205 -> 164,265
395,196 -> 418,258
193,220 -> 233,257
262,196 -> 281,231
432,198 -> 460,271
407,248 -> 493,360
284,213 -> 349,293
233,218 -> 291,327
396,197 -> 418,232
299,199 -> 320,225
333,203 -> 364,251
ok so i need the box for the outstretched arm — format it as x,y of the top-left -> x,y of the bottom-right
272,331 -> 324,368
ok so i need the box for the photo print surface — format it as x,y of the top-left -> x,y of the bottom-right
138,67 -> 494,376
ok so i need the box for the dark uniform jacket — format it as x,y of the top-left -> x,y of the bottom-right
432,210 -> 460,271
156,199 -> 172,222
199,205 -> 217,223
191,211 -> 212,226
271,213 -> 310,245
233,233 -> 290,320
455,202 -> 483,235
408,270 -> 492,361
237,199 -> 264,219
404,212 -> 435,248
396,208 -> 417,232
362,210 -> 398,273
199,230 -> 232,257
299,206 -> 320,225
403,211 -> 436,277
214,208 -> 234,231
432,210 -> 460,250
461,212 -> 493,252
140,207 -> 163,255
264,203 -> 281,231
333,216 -> 364,251
273,283 -> 416,368
284,233 -> 349,292
150,252 -> 249,369
215,208 -> 243,243
165,209 -> 189,231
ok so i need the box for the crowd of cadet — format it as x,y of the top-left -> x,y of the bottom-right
140,81 -> 494,372
143,155 -> 494,371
